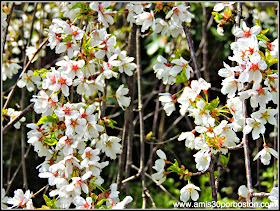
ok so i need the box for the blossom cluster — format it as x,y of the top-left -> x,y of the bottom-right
151,2 -> 278,204
3,2 -> 137,209
126,2 -> 194,37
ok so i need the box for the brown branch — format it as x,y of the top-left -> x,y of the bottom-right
209,158 -> 218,206
3,102 -> 35,134
3,38 -> 49,110
251,192 -> 271,198
144,189 -> 156,208
130,164 -> 180,203
182,22 -> 201,79
2,3 -> 15,53
117,24 -> 136,190
136,27 -> 147,209
21,87 -> 28,190
5,144 -> 31,195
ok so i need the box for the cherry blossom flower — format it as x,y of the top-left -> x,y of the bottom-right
112,196 -> 133,209
251,108 -> 277,126
159,93 -> 176,116
253,145 -> 278,165
238,185 -> 248,199
7,189 -> 33,208
151,149 -> 167,185
1,188 -> 9,209
56,56 -> 85,79
73,196 -> 92,209
268,187 -> 279,209
17,70 -> 40,92
101,61 -> 119,79
165,4 -> 194,26
136,11 -> 156,32
2,58 -> 22,81
65,113 -> 87,136
178,132 -> 196,149
213,120 -> 240,146
193,149 -> 211,171
221,77 -> 242,98
55,40 -> 79,59
66,176 -> 89,195
126,3 -> 143,25
95,35 -> 116,60
243,117 -> 265,140
154,18 -> 170,36
116,84 -> 131,110
81,147 -> 100,168
89,2 -> 114,28
57,135 -> 79,156
64,24 -> 84,42
180,183 -> 201,202
213,2 -> 235,12
7,108 -> 26,129
233,22 -> 261,38
171,57 -> 193,79
153,55 -> 175,85
51,72 -> 72,96
55,102 -> 79,119
96,134 -> 122,159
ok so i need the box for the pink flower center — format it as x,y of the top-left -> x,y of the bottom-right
60,77 -> 67,85
65,137 -> 73,145
72,30 -> 78,37
71,120 -> 78,127
66,41 -> 72,48
72,64 -> 79,72
63,107 -> 71,115
173,8 -> 179,15
86,151 -> 91,158
257,87 -> 265,95
250,63 -> 259,71
244,30 -> 251,38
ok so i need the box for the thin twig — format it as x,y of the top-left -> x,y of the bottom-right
251,192 -> 271,198
2,3 -> 15,53
21,87 -> 28,190
6,133 -> 17,184
32,185 -> 48,198
5,144 -> 31,195
130,164 -> 180,203
3,103 -> 35,134
144,189 -> 156,208
182,22 -> 201,79
136,27 -> 147,209
3,38 -> 49,110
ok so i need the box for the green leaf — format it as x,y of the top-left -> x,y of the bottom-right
220,153 -> 231,167
205,97 -> 220,110
256,34 -> 270,42
107,119 -> 117,129
212,12 -> 224,21
33,68 -> 49,76
37,115 -> 57,125
261,28 -> 270,34
43,135 -> 58,146
96,199 -> 107,208
175,70 -> 188,83
267,58 -> 278,67
71,2 -> 85,9
43,194 -> 57,209
167,159 -> 184,176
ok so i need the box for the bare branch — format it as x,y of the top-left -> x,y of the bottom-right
3,38 -> 49,110
3,103 -> 35,134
